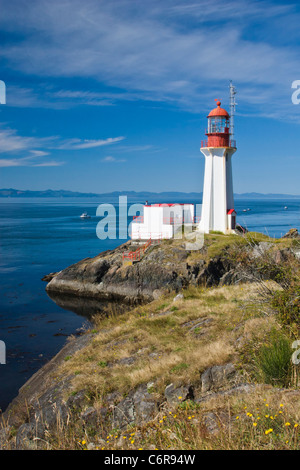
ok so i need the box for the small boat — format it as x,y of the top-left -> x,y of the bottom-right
284,206 -> 288,210
80,212 -> 91,219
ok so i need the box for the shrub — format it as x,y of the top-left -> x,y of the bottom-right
254,331 -> 293,388
271,286 -> 300,326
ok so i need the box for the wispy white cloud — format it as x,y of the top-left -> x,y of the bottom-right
32,161 -> 64,167
101,156 -> 126,163
0,128 -> 53,153
0,157 -> 64,167
114,144 -> 154,153
1,0 -> 300,119
29,150 -> 50,157
0,124 -> 125,168
56,136 -> 125,150
6,85 -> 167,109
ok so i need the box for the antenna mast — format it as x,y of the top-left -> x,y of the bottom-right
229,80 -> 237,139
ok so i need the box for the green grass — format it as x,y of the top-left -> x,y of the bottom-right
170,362 -> 189,374
97,360 -> 108,368
254,332 -> 293,388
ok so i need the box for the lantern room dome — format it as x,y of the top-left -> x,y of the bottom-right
207,100 -> 230,118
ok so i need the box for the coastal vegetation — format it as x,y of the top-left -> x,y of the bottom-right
1,230 -> 299,450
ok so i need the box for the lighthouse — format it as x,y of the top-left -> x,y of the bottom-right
199,99 -> 237,234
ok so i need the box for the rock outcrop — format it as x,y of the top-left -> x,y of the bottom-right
2,231 -> 299,449
283,228 -> 299,239
45,241 -> 209,303
45,236 -> 298,304
1,328 -> 252,449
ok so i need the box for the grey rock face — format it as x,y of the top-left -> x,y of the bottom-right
16,423 -> 44,450
164,383 -> 193,404
283,228 -> 299,239
202,410 -> 230,435
45,242 -> 192,303
34,401 -> 69,431
44,241 -> 232,303
0,427 -> 12,450
112,385 -> 158,429
200,363 -> 236,393
80,406 -> 107,427
251,242 -> 272,259
66,389 -> 89,411
112,396 -> 135,429
173,293 -> 184,302
45,234 -> 298,304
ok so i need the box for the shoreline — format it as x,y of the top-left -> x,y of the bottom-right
1,229 -> 299,449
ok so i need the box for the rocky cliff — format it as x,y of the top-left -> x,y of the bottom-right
2,230 -> 299,450
46,240 -> 206,303
45,231 -> 299,304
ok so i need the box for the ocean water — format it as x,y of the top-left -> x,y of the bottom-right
0,196 -> 299,411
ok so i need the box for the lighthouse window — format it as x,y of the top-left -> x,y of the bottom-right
208,117 -> 228,133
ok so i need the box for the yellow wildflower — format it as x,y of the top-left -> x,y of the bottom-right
265,429 -> 273,435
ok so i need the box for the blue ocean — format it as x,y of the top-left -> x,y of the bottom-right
0,196 -> 300,411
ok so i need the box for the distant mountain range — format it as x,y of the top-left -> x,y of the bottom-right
0,188 -> 299,199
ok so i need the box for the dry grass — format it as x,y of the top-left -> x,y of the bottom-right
3,232 -> 299,450
45,271 -> 300,450
34,385 -> 300,450
58,283 -> 260,404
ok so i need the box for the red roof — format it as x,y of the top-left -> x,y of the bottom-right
145,203 -> 194,207
207,100 -> 230,118
227,209 -> 236,214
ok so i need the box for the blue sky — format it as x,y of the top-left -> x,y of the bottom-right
0,0 -> 300,194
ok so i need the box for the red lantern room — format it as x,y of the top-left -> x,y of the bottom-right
205,100 -> 230,147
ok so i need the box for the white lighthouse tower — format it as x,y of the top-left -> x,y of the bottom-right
198,98 -> 237,234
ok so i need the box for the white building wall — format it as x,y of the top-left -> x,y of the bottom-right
226,153 -> 234,210
199,150 -> 213,233
131,204 -> 194,240
212,148 -> 227,232
199,147 -> 236,234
